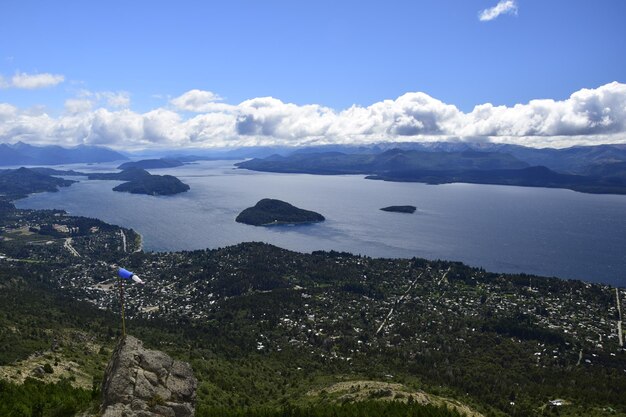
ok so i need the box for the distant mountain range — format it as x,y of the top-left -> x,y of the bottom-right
236,144 -> 626,195
4,140 -> 626,195
0,142 -> 127,166
133,141 -> 626,175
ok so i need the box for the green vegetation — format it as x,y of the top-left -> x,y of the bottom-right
236,199 -> 325,226
198,401 -> 464,417
0,203 -> 625,416
0,378 -> 93,417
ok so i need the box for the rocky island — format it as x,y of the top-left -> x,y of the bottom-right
380,205 -> 417,213
236,198 -> 325,226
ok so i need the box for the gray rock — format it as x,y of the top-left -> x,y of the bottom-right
32,366 -> 45,378
100,335 -> 197,417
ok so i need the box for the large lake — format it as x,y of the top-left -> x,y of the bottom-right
15,160 -> 626,286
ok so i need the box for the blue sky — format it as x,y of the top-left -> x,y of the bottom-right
0,0 -> 625,149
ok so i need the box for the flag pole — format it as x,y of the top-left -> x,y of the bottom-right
115,266 -> 144,338
118,275 -> 126,338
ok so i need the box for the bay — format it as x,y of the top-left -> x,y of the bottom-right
15,160 -> 626,286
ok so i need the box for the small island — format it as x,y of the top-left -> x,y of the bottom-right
380,205 -> 417,214
236,199 -> 325,226
112,174 -> 190,196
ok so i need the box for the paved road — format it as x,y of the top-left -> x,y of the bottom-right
64,238 -> 80,257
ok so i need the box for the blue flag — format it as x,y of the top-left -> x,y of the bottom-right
118,267 -> 144,284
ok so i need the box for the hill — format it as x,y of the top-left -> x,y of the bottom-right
87,167 -> 153,181
0,167 -> 76,198
236,149 -> 529,175
117,158 -> 185,170
236,199 -> 325,226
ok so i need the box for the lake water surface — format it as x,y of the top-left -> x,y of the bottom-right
15,160 -> 626,286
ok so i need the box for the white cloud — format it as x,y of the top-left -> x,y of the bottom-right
67,90 -> 131,111
1,82 -> 626,150
171,89 -> 223,112
102,91 -> 131,109
479,0 -> 518,22
457,82 -> 626,140
0,103 -> 18,121
64,98 -> 94,114
8,72 -> 65,89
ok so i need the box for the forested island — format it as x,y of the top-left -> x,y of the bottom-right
380,205 -> 417,213
112,174 -> 190,195
236,199 -> 325,226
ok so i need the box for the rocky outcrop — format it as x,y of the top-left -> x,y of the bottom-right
100,336 -> 197,417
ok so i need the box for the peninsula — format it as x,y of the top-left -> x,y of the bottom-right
0,167 -> 76,199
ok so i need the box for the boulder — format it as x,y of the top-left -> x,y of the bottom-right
100,336 -> 196,417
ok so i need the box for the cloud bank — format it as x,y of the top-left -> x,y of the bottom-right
479,0 -> 518,22
1,82 -> 626,150
170,89 -> 223,112
0,72 -> 65,89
